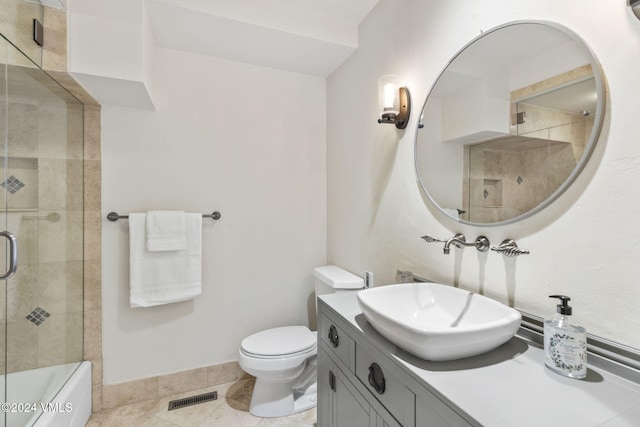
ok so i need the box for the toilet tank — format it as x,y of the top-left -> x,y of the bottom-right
312,265 -> 364,299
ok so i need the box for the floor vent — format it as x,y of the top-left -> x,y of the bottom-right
167,391 -> 218,411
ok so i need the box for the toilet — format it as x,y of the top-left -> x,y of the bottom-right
238,265 -> 364,417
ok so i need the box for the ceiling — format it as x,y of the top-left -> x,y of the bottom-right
66,0 -> 381,107
145,0 -> 381,77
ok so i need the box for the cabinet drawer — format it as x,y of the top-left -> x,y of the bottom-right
319,311 -> 355,371
355,340 -> 415,427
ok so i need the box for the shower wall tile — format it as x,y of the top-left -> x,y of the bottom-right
84,259 -> 102,311
0,321 -> 5,376
548,117 -> 585,146
7,102 -> 38,158
6,211 -> 38,266
84,210 -> 101,261
84,106 -> 102,161
40,6 -> 104,415
550,121 -> 586,163
42,6 -> 67,72
0,0 -> 43,67
549,143 -> 577,191
483,150 -> 504,179
38,104 -> 84,160
38,261 -> 83,315
36,104 -> 65,150
38,158 -> 84,210
517,103 -> 579,136
2,157 -> 38,209
86,310 -> 103,412
84,160 -> 101,211
82,106 -> 102,414
38,310 -> 83,367
38,210 -> 83,262
6,317 -> 38,373
83,308 -> 102,363
6,263 -> 37,320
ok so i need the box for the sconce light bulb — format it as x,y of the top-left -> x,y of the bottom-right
383,83 -> 398,111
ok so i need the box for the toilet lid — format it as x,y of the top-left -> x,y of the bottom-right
241,326 -> 316,357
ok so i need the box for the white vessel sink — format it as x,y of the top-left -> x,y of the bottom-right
357,282 -> 522,361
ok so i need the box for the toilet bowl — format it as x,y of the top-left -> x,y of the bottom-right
238,326 -> 318,417
238,265 -> 364,418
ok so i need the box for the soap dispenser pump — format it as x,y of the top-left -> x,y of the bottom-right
543,295 -> 587,379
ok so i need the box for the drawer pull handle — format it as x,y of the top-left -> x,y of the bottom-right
368,363 -> 386,395
328,325 -> 340,348
329,370 -> 336,392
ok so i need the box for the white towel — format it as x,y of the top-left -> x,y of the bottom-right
146,210 -> 186,251
129,212 -> 203,308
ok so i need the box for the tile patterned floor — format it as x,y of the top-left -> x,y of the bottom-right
86,378 -> 316,427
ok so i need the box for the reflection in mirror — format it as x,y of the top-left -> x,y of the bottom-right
415,22 -> 605,225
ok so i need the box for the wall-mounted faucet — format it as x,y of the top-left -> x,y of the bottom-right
442,233 -> 490,254
422,234 -> 528,256
421,233 -> 489,254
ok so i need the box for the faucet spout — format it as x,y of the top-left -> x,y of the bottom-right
443,233 -> 466,254
442,234 -> 490,254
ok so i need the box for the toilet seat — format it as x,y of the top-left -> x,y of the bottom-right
241,326 -> 316,359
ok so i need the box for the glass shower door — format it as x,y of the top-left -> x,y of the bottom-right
1,34 -> 9,427
0,35 -> 84,427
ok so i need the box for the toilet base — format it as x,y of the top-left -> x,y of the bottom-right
249,375 -> 317,417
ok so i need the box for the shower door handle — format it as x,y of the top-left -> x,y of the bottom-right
0,231 -> 18,279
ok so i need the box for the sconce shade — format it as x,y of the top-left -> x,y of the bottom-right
379,75 -> 400,117
377,75 -> 411,129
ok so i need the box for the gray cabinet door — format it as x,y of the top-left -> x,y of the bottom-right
318,348 -> 334,427
334,366 -> 370,427
319,347 -> 371,427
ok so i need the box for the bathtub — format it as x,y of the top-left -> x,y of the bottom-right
1,361 -> 91,427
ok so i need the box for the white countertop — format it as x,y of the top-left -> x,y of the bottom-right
319,292 -> 640,427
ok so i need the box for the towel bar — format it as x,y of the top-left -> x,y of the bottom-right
107,211 -> 221,222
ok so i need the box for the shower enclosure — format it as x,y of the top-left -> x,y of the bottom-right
1,24 -> 85,427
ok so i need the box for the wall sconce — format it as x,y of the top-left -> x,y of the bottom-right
377,75 -> 411,129
631,0 -> 640,19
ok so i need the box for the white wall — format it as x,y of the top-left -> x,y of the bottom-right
328,0 -> 640,349
102,47 -> 326,384
68,0 -> 156,109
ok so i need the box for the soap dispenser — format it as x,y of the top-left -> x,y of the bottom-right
543,295 -> 587,379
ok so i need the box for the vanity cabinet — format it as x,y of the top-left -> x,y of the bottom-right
318,300 -> 471,427
318,324 -> 402,426
318,292 -> 640,427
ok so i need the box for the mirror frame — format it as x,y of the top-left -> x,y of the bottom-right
414,21 -> 607,226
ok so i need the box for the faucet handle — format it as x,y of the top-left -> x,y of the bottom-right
491,239 -> 530,257
420,235 -> 444,243
422,235 -> 464,247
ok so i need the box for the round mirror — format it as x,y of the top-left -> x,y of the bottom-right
415,21 -> 606,225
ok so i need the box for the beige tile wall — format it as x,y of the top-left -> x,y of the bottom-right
40,6 -> 104,413
0,0 -> 44,67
